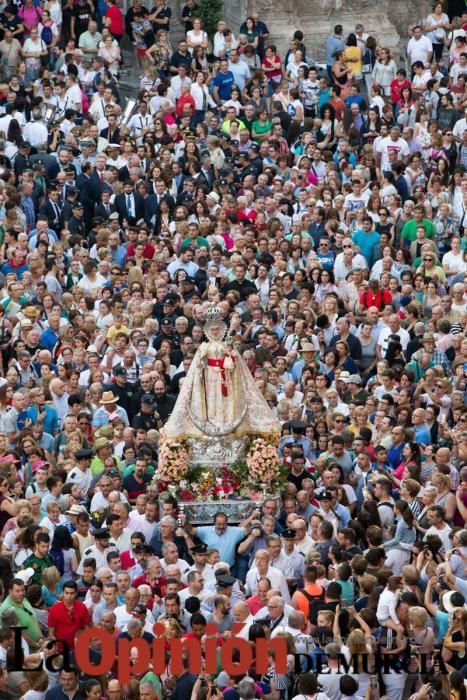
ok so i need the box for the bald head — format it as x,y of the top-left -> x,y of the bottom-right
233,601 -> 250,622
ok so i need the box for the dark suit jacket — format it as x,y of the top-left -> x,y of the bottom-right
94,202 -> 115,220
143,194 -> 159,227
39,200 -> 64,231
76,174 -> 96,209
99,127 -> 121,142
89,170 -> 104,204
114,192 -> 145,224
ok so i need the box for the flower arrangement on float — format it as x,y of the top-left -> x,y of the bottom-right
152,436 -> 286,501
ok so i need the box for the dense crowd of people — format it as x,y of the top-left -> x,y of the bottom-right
0,0 -> 464,700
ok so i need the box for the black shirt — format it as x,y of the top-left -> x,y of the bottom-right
151,4 -> 171,32
172,673 -> 197,700
73,3 -> 95,37
107,381 -> 137,420
132,410 -> 158,431
222,279 -> 257,300
170,49 -> 192,71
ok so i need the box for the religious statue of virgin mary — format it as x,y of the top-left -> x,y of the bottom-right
162,305 -> 280,445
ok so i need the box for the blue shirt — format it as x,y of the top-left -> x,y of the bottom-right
40,327 -> 59,351
352,229 -> 381,268
92,405 -> 129,427
110,245 -> 127,266
325,34 -> 345,66
413,423 -> 431,445
27,405 -> 59,435
212,70 -> 235,101
388,441 -> 405,470
197,525 -> 245,566
0,261 -> 29,279
316,250 -> 335,270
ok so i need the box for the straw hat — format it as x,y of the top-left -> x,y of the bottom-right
100,391 -> 119,404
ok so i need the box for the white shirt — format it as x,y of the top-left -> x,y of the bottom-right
407,34 -> 433,64
170,75 -> 192,100
344,191 -> 371,212
377,325 -> 410,357
333,252 -> 368,281
190,82 -> 216,110
39,514 -> 67,535
66,466 -> 92,496
453,116 -> 467,139
76,543 -> 118,575
127,514 -> 157,542
245,565 -> 290,602
126,112 -> 152,136
65,83 -> 82,110
23,120 -> 49,147
377,136 -> 410,170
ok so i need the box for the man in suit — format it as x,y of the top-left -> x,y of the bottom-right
76,162 -> 97,228
114,180 -> 145,225
94,189 -> 115,221
89,153 -> 106,204
99,113 -> 121,143
138,182 -> 158,228
39,185 -> 64,232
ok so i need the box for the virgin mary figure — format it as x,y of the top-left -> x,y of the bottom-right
162,305 -> 280,441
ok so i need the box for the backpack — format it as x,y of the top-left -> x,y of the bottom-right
297,587 -> 326,621
41,25 -> 53,45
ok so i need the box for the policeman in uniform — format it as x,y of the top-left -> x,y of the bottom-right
131,393 -> 160,431
76,528 -> 118,576
67,448 -> 93,497
108,366 -> 137,421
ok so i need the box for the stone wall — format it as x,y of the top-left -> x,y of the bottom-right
222,0 -> 431,63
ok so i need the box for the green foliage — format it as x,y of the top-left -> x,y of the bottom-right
196,0 -> 223,39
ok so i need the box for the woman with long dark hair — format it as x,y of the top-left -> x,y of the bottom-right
50,525 -> 78,581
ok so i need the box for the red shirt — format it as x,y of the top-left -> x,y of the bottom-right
390,78 -> 411,105
120,549 -> 136,570
358,288 -> 392,310
48,601 -> 91,650
126,242 -> 155,260
105,5 -> 124,35
132,573 -> 166,598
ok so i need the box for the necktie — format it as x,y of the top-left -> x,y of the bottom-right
127,195 -> 132,216
53,202 -> 60,220
100,173 -> 104,183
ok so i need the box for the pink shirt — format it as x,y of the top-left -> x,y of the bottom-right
19,4 -> 42,29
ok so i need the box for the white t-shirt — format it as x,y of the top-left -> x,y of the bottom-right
344,190 -> 371,212
407,35 -> 433,64
442,250 -> 466,276
377,136 -> 410,170
377,325 -> 410,356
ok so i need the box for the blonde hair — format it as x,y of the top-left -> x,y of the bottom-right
41,565 -> 61,590
409,606 -> 429,627
127,266 -> 145,287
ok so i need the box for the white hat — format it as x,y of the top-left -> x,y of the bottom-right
15,568 -> 34,585
87,345 -> 99,354
66,504 -> 86,515
442,590 -> 466,613
109,212 -> 120,220
207,191 -> 220,204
